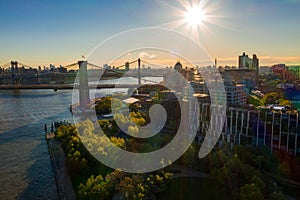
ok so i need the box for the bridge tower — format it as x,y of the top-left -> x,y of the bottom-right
138,58 -> 141,85
10,61 -> 19,85
78,60 -> 90,108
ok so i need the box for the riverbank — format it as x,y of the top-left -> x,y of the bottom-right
47,135 -> 76,200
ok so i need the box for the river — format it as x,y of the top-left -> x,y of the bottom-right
0,89 -> 73,199
284,90 -> 300,110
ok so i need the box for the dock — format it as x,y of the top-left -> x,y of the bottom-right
45,132 -> 55,140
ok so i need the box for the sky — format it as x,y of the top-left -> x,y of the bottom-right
0,0 -> 299,67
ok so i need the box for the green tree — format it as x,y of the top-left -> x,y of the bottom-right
78,175 -> 111,200
247,96 -> 263,107
98,120 -> 110,132
250,175 -> 265,195
178,143 -> 197,166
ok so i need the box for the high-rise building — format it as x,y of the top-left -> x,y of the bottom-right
238,52 -> 259,75
252,54 -> 259,76
225,83 -> 247,105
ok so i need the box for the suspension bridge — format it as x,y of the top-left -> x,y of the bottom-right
0,59 -> 167,107
0,59 -> 165,87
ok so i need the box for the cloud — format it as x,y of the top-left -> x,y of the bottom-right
138,52 -> 157,59
149,54 -> 157,59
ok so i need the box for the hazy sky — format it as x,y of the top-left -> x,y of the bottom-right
0,0 -> 299,67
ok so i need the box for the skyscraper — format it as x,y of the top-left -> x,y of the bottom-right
252,54 -> 259,75
238,52 -> 259,75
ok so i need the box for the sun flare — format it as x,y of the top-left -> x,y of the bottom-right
157,0 -> 224,44
184,6 -> 206,26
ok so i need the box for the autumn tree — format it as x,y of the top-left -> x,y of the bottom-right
116,175 -> 145,200
95,96 -> 122,114
78,175 -> 111,200
262,92 -> 284,105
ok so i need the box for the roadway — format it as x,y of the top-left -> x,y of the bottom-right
0,84 -> 140,90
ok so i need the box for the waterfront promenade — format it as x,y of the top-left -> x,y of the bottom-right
47,135 -> 76,200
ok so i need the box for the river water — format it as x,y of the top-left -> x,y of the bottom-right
0,89 -> 73,199
284,90 -> 300,110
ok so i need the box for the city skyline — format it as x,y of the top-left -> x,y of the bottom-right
0,0 -> 300,67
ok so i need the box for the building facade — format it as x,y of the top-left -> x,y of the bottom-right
197,103 -> 300,156
238,52 -> 259,76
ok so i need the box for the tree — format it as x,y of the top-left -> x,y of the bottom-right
130,111 -> 146,126
262,92 -> 282,105
116,175 -> 145,200
95,96 -> 122,114
78,175 -> 111,200
98,120 -> 110,132
240,183 -> 265,200
127,126 -> 139,137
268,191 -> 287,200
111,97 -> 123,111
145,171 -> 173,194
131,116 -> 146,126
110,137 -> 126,149
247,95 -> 263,107
250,175 -> 265,196
114,113 -> 129,127
279,99 -> 292,107
277,160 -> 291,178
77,119 -> 95,136
105,169 -> 126,188
178,144 -> 197,166
95,96 -> 112,114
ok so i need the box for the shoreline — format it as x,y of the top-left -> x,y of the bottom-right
46,133 -> 76,200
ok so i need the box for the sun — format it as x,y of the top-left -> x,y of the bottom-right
184,6 -> 206,27
156,0 -> 223,44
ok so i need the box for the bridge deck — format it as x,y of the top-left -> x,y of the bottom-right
0,84 -> 140,90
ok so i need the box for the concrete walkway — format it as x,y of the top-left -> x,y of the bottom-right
48,138 -> 76,200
